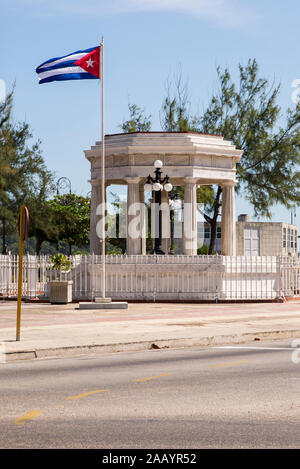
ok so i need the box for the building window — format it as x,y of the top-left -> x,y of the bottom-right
291,230 -> 294,248
288,228 -> 291,249
204,227 -> 210,239
197,225 -> 204,239
283,228 -> 286,248
217,227 -> 222,239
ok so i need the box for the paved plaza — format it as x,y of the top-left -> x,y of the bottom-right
1,300 -> 300,361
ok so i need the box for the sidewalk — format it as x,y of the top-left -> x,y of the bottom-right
1,300 -> 300,361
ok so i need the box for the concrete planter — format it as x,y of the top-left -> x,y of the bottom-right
49,281 -> 73,304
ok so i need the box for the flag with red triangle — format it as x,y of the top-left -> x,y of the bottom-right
36,46 -> 101,84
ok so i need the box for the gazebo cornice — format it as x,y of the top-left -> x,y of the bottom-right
85,131 -> 242,163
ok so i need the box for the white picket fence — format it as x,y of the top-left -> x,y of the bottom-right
0,254 -> 299,301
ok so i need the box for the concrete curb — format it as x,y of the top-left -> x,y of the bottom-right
3,329 -> 300,362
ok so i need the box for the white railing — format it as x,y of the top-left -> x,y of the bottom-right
85,254 -> 224,301
280,255 -> 300,297
222,256 -> 279,300
0,254 -> 299,301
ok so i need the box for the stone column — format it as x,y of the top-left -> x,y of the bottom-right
221,183 -> 236,256
183,179 -> 198,255
161,189 -> 170,255
125,177 -> 142,255
139,181 -> 147,255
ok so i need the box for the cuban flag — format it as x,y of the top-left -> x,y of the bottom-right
36,46 -> 100,84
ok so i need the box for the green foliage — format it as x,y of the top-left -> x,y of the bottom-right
106,191 -> 127,254
0,86 -> 56,253
49,253 -> 71,272
199,59 -> 300,217
120,103 -> 151,133
169,185 -> 215,207
72,248 -> 90,255
160,73 -> 199,132
48,193 -> 91,254
106,243 -> 123,255
26,170 -> 57,254
159,61 -> 300,253
197,244 -> 211,255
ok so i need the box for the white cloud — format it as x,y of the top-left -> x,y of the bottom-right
7,0 -> 258,29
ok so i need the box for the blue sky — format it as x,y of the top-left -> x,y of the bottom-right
1,0 -> 300,225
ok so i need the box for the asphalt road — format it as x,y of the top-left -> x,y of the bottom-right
1,339 -> 300,449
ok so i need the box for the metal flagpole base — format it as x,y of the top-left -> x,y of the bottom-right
95,297 -> 112,303
78,299 -> 128,310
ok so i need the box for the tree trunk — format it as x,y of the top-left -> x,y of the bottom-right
209,218 -> 217,254
2,219 -> 7,254
36,234 -> 43,255
208,186 -> 222,254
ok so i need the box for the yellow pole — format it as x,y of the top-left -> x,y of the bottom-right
16,205 -> 25,341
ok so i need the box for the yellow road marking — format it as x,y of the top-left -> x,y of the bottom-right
65,390 -> 108,401
14,410 -> 43,426
210,361 -> 251,368
134,373 -> 172,383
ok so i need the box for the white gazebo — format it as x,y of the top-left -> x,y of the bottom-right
85,132 -> 242,256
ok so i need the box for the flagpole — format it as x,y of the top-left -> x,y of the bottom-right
100,36 -> 106,300
79,38 -> 127,310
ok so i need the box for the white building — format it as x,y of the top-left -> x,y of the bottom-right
198,215 -> 298,256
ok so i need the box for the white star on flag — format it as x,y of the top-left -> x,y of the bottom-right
86,57 -> 95,68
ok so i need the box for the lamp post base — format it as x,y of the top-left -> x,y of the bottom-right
150,248 -> 165,255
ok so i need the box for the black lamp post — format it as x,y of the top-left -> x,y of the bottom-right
144,160 -> 172,255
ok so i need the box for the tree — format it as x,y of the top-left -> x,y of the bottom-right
160,71 -> 199,132
161,62 -> 300,252
0,87 -> 56,254
26,170 -> 58,254
106,191 -> 127,254
48,193 -> 91,255
120,103 -> 151,133
120,61 -> 300,254
160,73 -> 216,250
198,59 -> 300,251
0,88 -> 17,252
